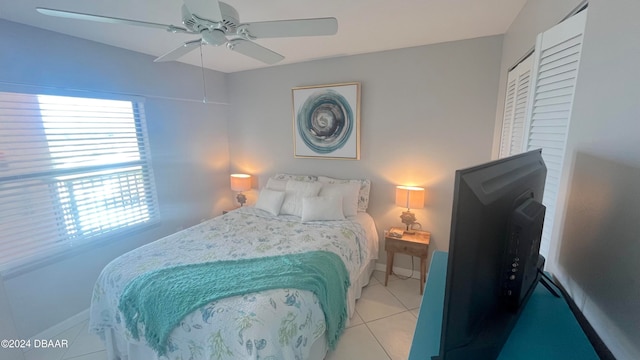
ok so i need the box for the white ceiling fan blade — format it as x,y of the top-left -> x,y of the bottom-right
183,0 -> 223,22
242,18 -> 338,38
36,7 -> 188,32
228,40 -> 284,64
154,39 -> 202,62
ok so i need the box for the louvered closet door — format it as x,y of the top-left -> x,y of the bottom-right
499,56 -> 533,158
525,10 -> 588,257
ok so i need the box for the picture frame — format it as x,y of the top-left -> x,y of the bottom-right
292,82 -> 360,159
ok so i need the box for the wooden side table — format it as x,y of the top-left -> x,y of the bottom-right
385,229 -> 431,294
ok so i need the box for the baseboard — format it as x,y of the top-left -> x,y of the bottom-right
25,308 -> 89,352
375,263 -> 422,280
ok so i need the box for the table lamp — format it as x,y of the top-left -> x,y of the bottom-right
395,185 -> 425,234
230,174 -> 251,207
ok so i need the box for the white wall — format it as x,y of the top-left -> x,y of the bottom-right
227,36 -> 503,270
0,280 -> 21,360
0,19 -> 232,341
493,0 -> 640,358
556,0 -> 640,358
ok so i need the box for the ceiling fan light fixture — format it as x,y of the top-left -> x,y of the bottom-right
201,29 -> 227,46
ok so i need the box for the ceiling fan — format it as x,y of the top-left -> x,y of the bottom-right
36,0 -> 338,65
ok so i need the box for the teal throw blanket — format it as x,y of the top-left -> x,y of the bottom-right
118,250 -> 351,356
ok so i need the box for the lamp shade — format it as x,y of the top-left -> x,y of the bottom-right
230,174 -> 251,192
395,186 -> 425,209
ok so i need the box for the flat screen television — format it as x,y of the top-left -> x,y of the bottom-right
436,149 -> 547,360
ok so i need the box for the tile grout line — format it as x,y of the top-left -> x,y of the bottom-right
363,320 -> 393,360
60,320 -> 89,360
362,309 -> 416,360
63,321 -> 109,360
63,349 -> 106,360
362,279 -> 420,360
354,283 -> 407,360
386,283 -> 412,309
372,277 -> 422,312
360,307 -> 409,324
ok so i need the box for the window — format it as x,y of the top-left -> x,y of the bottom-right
0,92 -> 159,268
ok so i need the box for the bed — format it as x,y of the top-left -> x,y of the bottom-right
88,175 -> 377,360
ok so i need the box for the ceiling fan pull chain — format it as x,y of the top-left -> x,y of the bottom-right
199,43 -> 207,103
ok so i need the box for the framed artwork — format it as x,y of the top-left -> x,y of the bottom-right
292,82 -> 360,159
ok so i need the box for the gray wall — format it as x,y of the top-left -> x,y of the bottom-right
227,36 -> 503,270
559,0 -> 640,357
0,19 -> 232,348
493,0 -> 640,358
0,280 -> 21,360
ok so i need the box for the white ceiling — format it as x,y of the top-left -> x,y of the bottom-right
0,0 -> 527,73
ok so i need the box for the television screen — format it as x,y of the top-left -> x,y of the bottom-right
436,150 -> 547,360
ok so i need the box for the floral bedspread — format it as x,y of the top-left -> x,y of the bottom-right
89,207 -> 369,360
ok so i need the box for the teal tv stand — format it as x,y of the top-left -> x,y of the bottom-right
409,251 -> 599,359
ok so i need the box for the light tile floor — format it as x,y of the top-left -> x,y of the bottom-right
23,270 -> 421,360
327,271 -> 422,360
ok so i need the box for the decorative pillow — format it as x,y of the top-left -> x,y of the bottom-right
301,196 -> 345,222
254,188 -> 286,216
272,173 -> 318,182
319,182 -> 360,217
280,180 -> 323,217
265,178 -> 288,192
318,176 -> 371,212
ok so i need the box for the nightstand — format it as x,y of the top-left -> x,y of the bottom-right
384,229 -> 431,294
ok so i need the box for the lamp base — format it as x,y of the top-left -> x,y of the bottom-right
400,210 -> 416,230
236,193 -> 247,207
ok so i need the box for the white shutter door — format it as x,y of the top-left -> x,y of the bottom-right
525,10 -> 587,257
510,56 -> 533,156
499,71 -> 517,157
499,56 -> 533,158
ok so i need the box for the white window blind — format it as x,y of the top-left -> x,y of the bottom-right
525,10 -> 587,257
499,55 -> 533,158
0,92 -> 159,268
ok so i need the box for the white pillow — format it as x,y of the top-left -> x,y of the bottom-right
301,196 -> 345,222
265,178 -> 287,192
280,180 -> 323,217
319,182 -> 360,217
254,188 -> 285,216
318,176 -> 371,212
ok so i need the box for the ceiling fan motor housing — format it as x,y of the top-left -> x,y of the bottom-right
182,2 -> 239,35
